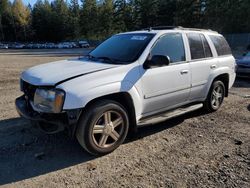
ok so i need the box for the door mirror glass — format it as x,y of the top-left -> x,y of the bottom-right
144,55 -> 170,69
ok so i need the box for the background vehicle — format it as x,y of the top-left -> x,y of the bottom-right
236,52 -> 250,78
16,27 -> 236,155
58,42 -> 74,49
79,40 -> 90,48
0,43 -> 8,49
45,43 -> 57,49
8,42 -> 25,49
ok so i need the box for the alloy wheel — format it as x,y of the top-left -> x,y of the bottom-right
211,85 -> 224,109
92,110 -> 124,148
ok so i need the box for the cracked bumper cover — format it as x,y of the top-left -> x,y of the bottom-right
15,95 -> 81,134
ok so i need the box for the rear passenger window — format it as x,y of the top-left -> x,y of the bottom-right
187,33 -> 205,60
187,33 -> 213,60
200,35 -> 212,58
151,33 -> 185,63
209,35 -> 232,56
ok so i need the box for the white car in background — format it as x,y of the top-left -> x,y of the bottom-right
79,40 -> 90,48
16,26 -> 236,155
58,42 -> 74,49
0,43 -> 8,49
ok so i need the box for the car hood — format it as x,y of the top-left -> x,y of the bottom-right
21,58 -> 118,86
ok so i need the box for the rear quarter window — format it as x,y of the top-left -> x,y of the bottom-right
209,35 -> 232,56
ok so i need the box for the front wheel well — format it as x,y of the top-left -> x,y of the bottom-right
82,92 -> 137,134
213,73 -> 229,97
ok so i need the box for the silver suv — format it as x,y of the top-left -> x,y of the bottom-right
16,26 -> 236,155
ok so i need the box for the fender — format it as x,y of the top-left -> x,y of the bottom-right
204,66 -> 232,98
59,80 -> 143,121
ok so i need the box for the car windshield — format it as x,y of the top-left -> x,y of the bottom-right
88,33 -> 155,64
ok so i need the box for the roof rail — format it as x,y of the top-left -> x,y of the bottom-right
180,27 -> 218,33
142,26 -> 182,31
142,26 -> 218,33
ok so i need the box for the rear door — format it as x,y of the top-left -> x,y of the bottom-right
186,33 -> 216,100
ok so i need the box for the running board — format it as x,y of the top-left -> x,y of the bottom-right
138,103 -> 203,126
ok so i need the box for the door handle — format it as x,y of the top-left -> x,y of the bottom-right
180,70 -> 189,75
210,65 -> 217,69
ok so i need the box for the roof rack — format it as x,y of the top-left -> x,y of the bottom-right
142,26 -> 217,33
142,26 -> 182,31
180,27 -> 218,33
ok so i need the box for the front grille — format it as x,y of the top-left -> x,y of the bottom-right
21,80 -> 37,101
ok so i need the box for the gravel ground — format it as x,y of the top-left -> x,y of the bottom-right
0,49 -> 249,188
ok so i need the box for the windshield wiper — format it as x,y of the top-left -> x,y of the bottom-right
84,55 -> 122,64
84,54 -> 96,59
96,56 -> 117,64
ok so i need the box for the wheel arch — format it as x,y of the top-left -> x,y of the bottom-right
213,73 -> 229,97
206,72 -> 230,99
74,92 -> 137,137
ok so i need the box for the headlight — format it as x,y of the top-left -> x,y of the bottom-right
33,88 -> 65,113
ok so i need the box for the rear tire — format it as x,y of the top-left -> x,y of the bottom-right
76,100 -> 129,155
203,80 -> 225,112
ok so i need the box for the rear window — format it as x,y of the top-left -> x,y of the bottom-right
209,35 -> 232,56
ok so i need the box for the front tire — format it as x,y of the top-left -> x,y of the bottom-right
203,80 -> 225,112
76,100 -> 129,155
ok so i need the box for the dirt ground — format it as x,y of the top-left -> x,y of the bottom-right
0,49 -> 249,188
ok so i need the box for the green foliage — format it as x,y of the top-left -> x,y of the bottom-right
0,0 -> 250,42
80,0 -> 98,39
204,0 -> 250,34
0,0 -> 13,41
175,0 -> 202,27
69,0 -> 80,39
12,0 -> 31,40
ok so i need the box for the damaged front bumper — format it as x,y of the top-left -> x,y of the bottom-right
15,95 -> 81,135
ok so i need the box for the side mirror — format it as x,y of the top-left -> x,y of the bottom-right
144,55 -> 170,69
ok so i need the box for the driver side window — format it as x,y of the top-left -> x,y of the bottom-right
151,33 -> 186,63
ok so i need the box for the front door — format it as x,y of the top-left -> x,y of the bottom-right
141,33 -> 191,115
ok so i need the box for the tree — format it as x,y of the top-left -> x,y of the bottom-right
114,0 -> 134,32
98,0 -> 115,38
1,0 -> 250,42
174,0 -> 203,28
51,0 -> 71,41
0,0 -> 9,40
69,0 -> 80,39
80,0 -> 98,39
32,0 -> 53,41
12,0 -> 30,41
133,0 -> 159,29
204,0 -> 250,33
157,0 -> 176,26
